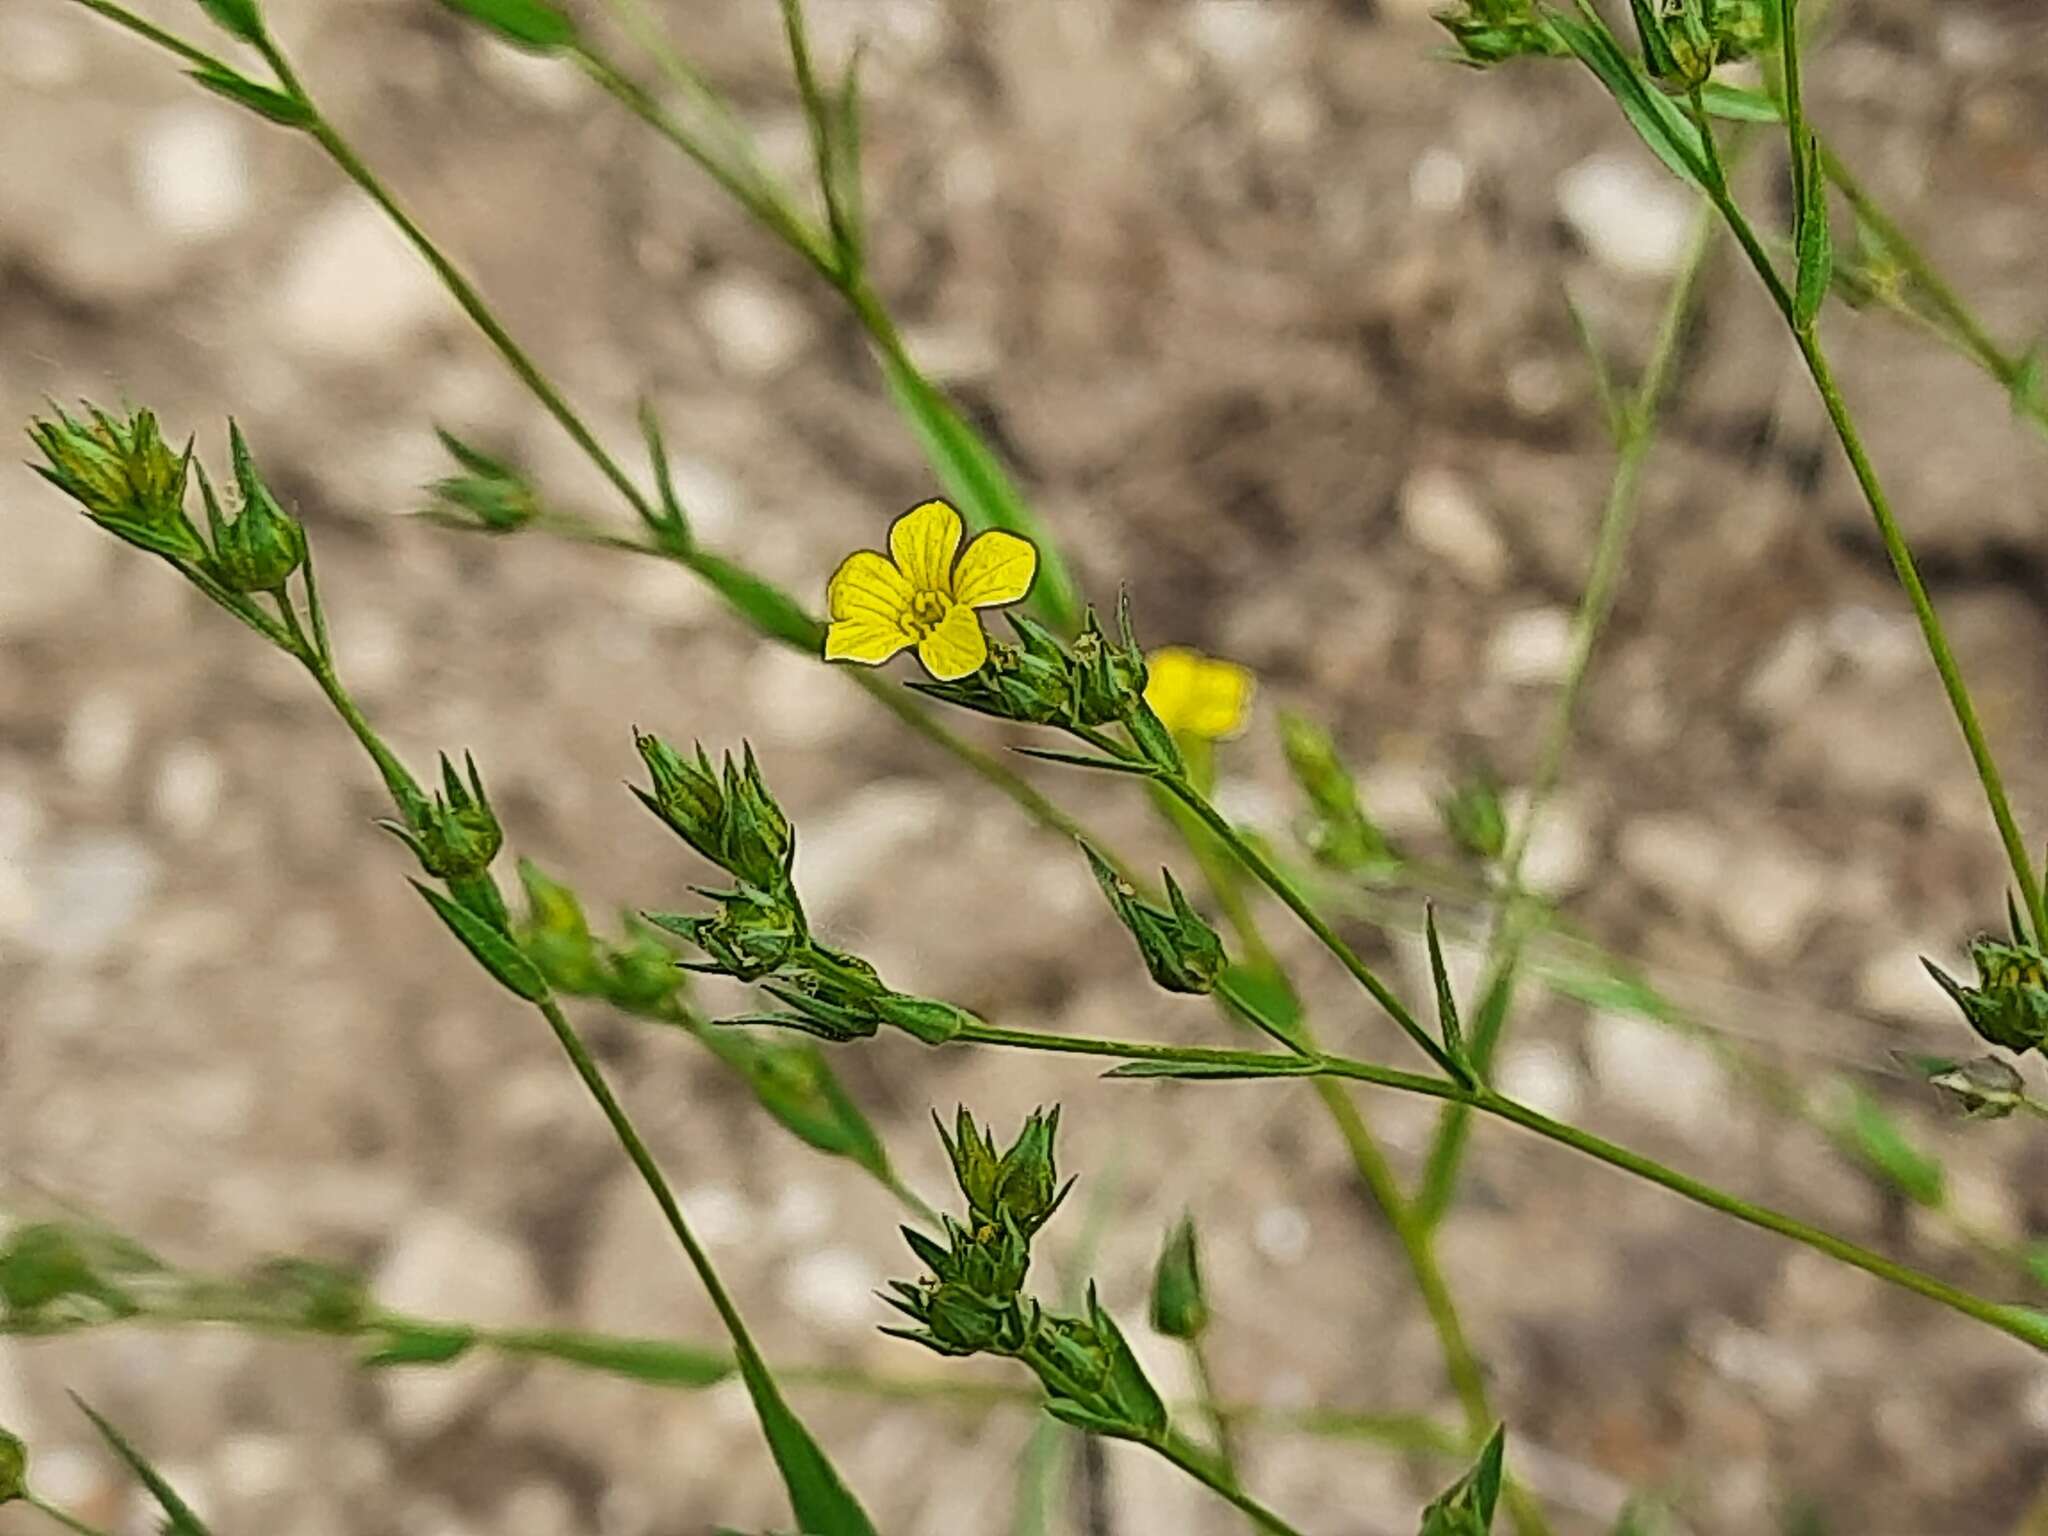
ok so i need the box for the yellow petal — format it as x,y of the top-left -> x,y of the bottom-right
825,615 -> 913,666
828,549 -> 914,623
1145,647 -> 1254,740
915,604 -> 988,681
888,499 -> 963,596
951,528 -> 1038,609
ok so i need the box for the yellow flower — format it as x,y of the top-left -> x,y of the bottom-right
1144,647 -> 1255,740
824,499 -> 1038,681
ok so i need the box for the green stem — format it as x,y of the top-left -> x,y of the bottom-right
1414,195 -> 1721,1229
1147,1432 -> 1307,1536
1184,1333 -> 1241,1491
1157,775 -> 1465,1080
249,40 -> 663,535
946,1020 -> 2048,1352
1683,49 -> 2046,942
24,1494 -> 114,1536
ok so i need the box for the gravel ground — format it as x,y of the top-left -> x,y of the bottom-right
4,1 -> 2048,1533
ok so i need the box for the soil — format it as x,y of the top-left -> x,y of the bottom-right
3,1 -> 2048,1533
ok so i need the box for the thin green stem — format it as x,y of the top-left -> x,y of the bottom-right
1157,775 -> 1465,1080
24,1494 -> 114,1536
1147,1432 -> 1307,1536
1184,1332 -> 1242,1491
945,1019 -> 2048,1352
1677,33 -> 2047,940
68,0 -> 220,70
248,39 -> 662,534
1414,195 -> 1721,1229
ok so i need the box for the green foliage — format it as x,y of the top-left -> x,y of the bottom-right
1421,1426 -> 1507,1535
193,0 -> 265,44
188,64 -> 310,127
0,1428 -> 25,1505
1439,769 -> 1508,864
1548,13 -> 1707,187
1279,712 -> 1397,874
27,403 -> 205,563
425,429 -> 542,532
73,1395 -> 214,1536
435,0 -> 576,52
412,881 -> 551,1001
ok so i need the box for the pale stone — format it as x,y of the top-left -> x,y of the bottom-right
1487,606 -> 1574,684
1410,146 -> 1469,213
699,276 -> 812,377
1401,466 -> 1508,588
1496,1039 -> 1584,1121
1714,841 -> 1830,963
152,741 -> 225,838
1617,813 -> 1726,911
779,1247 -> 881,1334
273,197 -> 448,362
1587,1010 -> 1727,1140
132,104 -> 250,240
1558,153 -> 1694,278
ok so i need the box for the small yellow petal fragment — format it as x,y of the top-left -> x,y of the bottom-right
1145,647 -> 1255,741
825,616 -> 913,665
888,499 -> 963,596
828,549 -> 914,623
951,528 -> 1038,609
916,603 -> 989,681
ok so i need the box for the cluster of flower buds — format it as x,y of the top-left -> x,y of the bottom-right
1433,0 -> 1566,67
378,752 -> 510,929
886,1109 -> 1167,1442
1629,0 -> 1772,87
1924,935 -> 2048,1056
1279,712 -> 1399,875
28,407 -> 310,597
1082,844 -> 1226,995
634,733 -> 976,1045
912,595 -> 1184,775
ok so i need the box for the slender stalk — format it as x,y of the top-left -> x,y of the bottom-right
1157,775 -> 1464,1080
24,1494 -> 114,1536
1413,196 -> 1721,1228
946,1019 -> 2048,1352
1147,1432 -> 1307,1536
1678,36 -> 2047,941
1183,1332 -> 1241,1489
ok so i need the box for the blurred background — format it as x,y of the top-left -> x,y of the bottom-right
4,0 -> 2048,1531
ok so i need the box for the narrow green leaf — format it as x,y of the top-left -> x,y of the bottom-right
1563,290 -> 1627,445
638,400 -> 692,549
687,549 -> 826,651
187,65 -> 310,127
1839,1089 -> 1945,1207
1011,746 -> 1161,777
744,1371 -> 880,1536
878,351 -> 1081,630
360,1321 -> 478,1367
1550,15 -> 1706,189
494,1327 -> 734,1387
194,0 -> 265,44
435,0 -> 576,51
1699,82 -> 1781,123
1103,1057 -> 1321,1080
71,1396 -> 212,1536
412,881 -> 551,1002
1424,905 -> 1468,1068
830,44 -> 868,266
1792,130 -> 1832,330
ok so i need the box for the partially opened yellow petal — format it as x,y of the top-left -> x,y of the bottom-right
1142,648 -> 1202,733
1185,661 -> 1255,739
915,603 -> 988,681
951,528 -> 1038,609
825,615 -> 913,665
828,549 -> 914,623
888,499 -> 962,595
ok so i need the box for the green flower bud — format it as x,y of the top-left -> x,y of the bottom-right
1423,1425 -> 1508,1535
1433,0 -> 1565,67
1149,1214 -> 1208,1340
1083,845 -> 1227,995
424,428 -> 541,533
1439,770 -> 1507,864
1280,711 -> 1397,873
27,403 -> 207,562
515,860 -> 604,994
0,1428 -> 26,1505
1630,0 -> 1717,89
632,734 -> 795,893
1033,1287 -> 1168,1440
645,886 -> 803,982
1069,596 -> 1151,728
381,753 -> 504,881
201,422 -> 307,593
937,1107 -> 1071,1237
1925,938 -> 2048,1055
600,913 -> 686,1011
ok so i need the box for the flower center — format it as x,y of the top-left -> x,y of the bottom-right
905,588 -> 950,636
